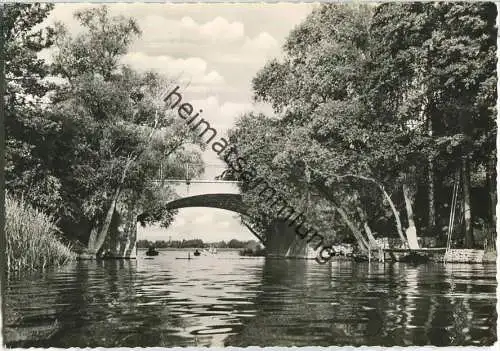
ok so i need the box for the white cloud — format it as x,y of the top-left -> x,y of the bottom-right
200,17 -> 245,42
121,52 -> 225,92
218,221 -> 231,229
209,31 -> 280,68
122,53 -> 204,76
242,32 -> 279,52
193,213 -> 214,225
201,70 -> 225,85
189,95 -> 251,134
137,15 -> 245,44
43,4 -> 292,104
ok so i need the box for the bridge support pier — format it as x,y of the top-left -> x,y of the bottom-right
265,219 -> 315,259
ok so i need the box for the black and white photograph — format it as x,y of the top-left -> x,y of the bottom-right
0,1 -> 498,348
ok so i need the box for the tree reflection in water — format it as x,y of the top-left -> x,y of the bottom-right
226,260 -> 496,347
5,255 -> 497,347
6,260 -> 190,347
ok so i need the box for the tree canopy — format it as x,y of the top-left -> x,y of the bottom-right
4,4 -> 205,252
224,2 -> 496,251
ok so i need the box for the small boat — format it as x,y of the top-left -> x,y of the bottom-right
201,246 -> 217,256
146,247 -> 159,256
193,249 -> 201,257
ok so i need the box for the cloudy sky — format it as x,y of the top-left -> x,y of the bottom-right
46,3 -> 316,242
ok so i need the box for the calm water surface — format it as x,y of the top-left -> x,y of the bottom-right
4,249 -> 497,347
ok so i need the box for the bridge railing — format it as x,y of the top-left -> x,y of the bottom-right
148,179 -> 241,184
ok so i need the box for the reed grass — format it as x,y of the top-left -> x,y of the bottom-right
5,194 -> 76,272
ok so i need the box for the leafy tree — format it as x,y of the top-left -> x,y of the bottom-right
2,4 -> 207,258
3,6 -> 203,255
249,4 -> 403,250
3,4 -> 62,213
226,2 -> 496,252
47,6 -> 206,254
369,2 -> 497,247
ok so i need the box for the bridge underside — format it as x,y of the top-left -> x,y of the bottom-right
159,193 -> 313,257
164,193 -> 248,215
163,193 -> 272,243
98,192 -> 314,259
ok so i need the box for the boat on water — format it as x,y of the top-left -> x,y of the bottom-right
146,247 -> 159,256
188,247 -> 216,257
201,246 -> 217,255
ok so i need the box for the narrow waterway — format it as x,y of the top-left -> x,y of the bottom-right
4,249 -> 497,347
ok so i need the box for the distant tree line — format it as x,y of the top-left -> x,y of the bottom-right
137,239 -> 258,249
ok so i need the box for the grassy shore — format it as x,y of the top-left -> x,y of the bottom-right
5,194 -> 76,272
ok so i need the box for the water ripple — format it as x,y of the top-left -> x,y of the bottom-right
4,250 -> 497,347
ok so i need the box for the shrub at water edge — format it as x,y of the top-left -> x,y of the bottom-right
5,194 -> 76,272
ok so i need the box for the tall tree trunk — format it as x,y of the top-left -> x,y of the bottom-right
88,148 -> 142,255
123,201 -> 139,257
1,8 -> 7,325
484,166 -> 495,251
356,206 -> 378,248
486,155 -> 496,226
364,222 -> 378,248
325,174 -> 408,247
87,158 -> 131,255
461,156 -> 474,248
87,227 -> 98,253
88,187 -> 121,254
403,182 -> 419,249
424,88 -> 435,235
379,184 -> 407,247
428,157 -> 435,233
87,97 -> 168,256
312,175 -> 407,249
336,206 -> 369,253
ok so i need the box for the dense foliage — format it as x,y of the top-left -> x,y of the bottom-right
223,3 -> 496,250
4,4 -> 204,258
3,3 -> 497,265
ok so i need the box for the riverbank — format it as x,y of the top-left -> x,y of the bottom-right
5,194 -> 76,272
340,248 -> 497,264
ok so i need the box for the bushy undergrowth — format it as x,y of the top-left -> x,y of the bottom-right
5,194 -> 75,272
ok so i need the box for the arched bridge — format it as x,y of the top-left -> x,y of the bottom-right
162,192 -> 264,242
148,179 -> 266,242
149,179 -> 245,214
102,172 -> 309,258
164,193 -> 247,215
